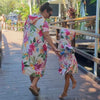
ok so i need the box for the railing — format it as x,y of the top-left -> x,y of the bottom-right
50,16 -> 96,25
50,16 -> 96,32
49,16 -> 100,77
5,16 -> 96,32
5,21 -> 25,31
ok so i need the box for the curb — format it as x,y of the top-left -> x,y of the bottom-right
78,64 -> 100,84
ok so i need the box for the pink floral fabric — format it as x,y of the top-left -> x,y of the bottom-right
58,28 -> 78,75
22,14 -> 49,77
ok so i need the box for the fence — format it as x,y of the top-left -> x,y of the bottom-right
50,16 -> 96,33
5,16 -> 96,32
5,21 -> 24,31
4,16 -> 59,31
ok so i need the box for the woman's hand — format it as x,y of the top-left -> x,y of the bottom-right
53,48 -> 61,57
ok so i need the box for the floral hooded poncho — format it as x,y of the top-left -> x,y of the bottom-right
58,28 -> 78,75
22,14 -> 49,77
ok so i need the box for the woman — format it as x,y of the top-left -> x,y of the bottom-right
21,2 -> 59,96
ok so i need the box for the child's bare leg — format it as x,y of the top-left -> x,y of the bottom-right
70,74 -> 77,89
30,76 -> 34,83
59,73 -> 70,99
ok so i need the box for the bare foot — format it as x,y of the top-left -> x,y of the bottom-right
72,81 -> 77,89
59,93 -> 67,99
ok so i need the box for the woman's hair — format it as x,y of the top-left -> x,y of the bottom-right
39,2 -> 52,13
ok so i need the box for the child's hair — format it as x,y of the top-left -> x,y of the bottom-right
39,2 -> 52,13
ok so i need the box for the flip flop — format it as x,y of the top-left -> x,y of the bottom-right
37,87 -> 40,92
59,93 -> 67,99
29,86 -> 39,96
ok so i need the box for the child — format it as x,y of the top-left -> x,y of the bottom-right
58,28 -> 78,99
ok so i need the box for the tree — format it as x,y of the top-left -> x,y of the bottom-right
36,0 -> 48,6
16,3 -> 39,21
90,0 -> 96,4
16,3 -> 30,20
0,0 -> 19,15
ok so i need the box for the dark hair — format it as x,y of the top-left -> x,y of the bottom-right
39,2 -> 52,13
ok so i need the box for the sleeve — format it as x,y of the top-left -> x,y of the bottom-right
28,15 -> 44,29
69,32 -> 76,41
42,21 -> 49,32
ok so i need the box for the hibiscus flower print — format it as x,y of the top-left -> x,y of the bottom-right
39,30 -> 43,37
29,15 -> 38,20
28,49 -> 32,55
43,21 -> 49,28
29,43 -> 35,51
61,44 -> 64,48
22,61 -> 25,71
35,63 -> 42,71
24,33 -> 28,43
43,44 -> 47,51
59,68 -> 62,73
64,29 -> 70,35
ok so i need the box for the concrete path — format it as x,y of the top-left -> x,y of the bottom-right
0,30 -> 100,100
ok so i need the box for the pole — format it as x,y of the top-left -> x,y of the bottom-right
62,0 -> 67,9
33,0 -> 35,6
21,0 -> 22,4
94,0 -> 99,76
59,3 -> 61,18
28,0 -> 32,15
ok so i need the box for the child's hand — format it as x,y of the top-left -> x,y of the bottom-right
54,48 -> 61,57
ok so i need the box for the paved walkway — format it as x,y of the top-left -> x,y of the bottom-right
0,30 -> 100,100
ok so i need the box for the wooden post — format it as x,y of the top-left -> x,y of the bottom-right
56,29 -> 60,48
98,20 -> 100,49
10,22 -> 11,30
13,21 -> 14,30
94,0 -> 99,76
71,33 -> 76,47
69,23 -> 75,47
55,17 -> 57,26
17,21 -> 18,31
65,22 -> 68,28
5,22 -> 6,29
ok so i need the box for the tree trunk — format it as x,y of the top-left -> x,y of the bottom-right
28,0 -> 32,15
36,0 -> 40,6
33,0 -> 35,6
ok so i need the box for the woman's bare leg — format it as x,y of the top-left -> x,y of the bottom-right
70,74 -> 77,89
30,76 -> 40,91
30,76 -> 40,90
29,77 -> 40,95
59,73 -> 70,98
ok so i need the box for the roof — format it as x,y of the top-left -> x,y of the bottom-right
48,0 -> 68,4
